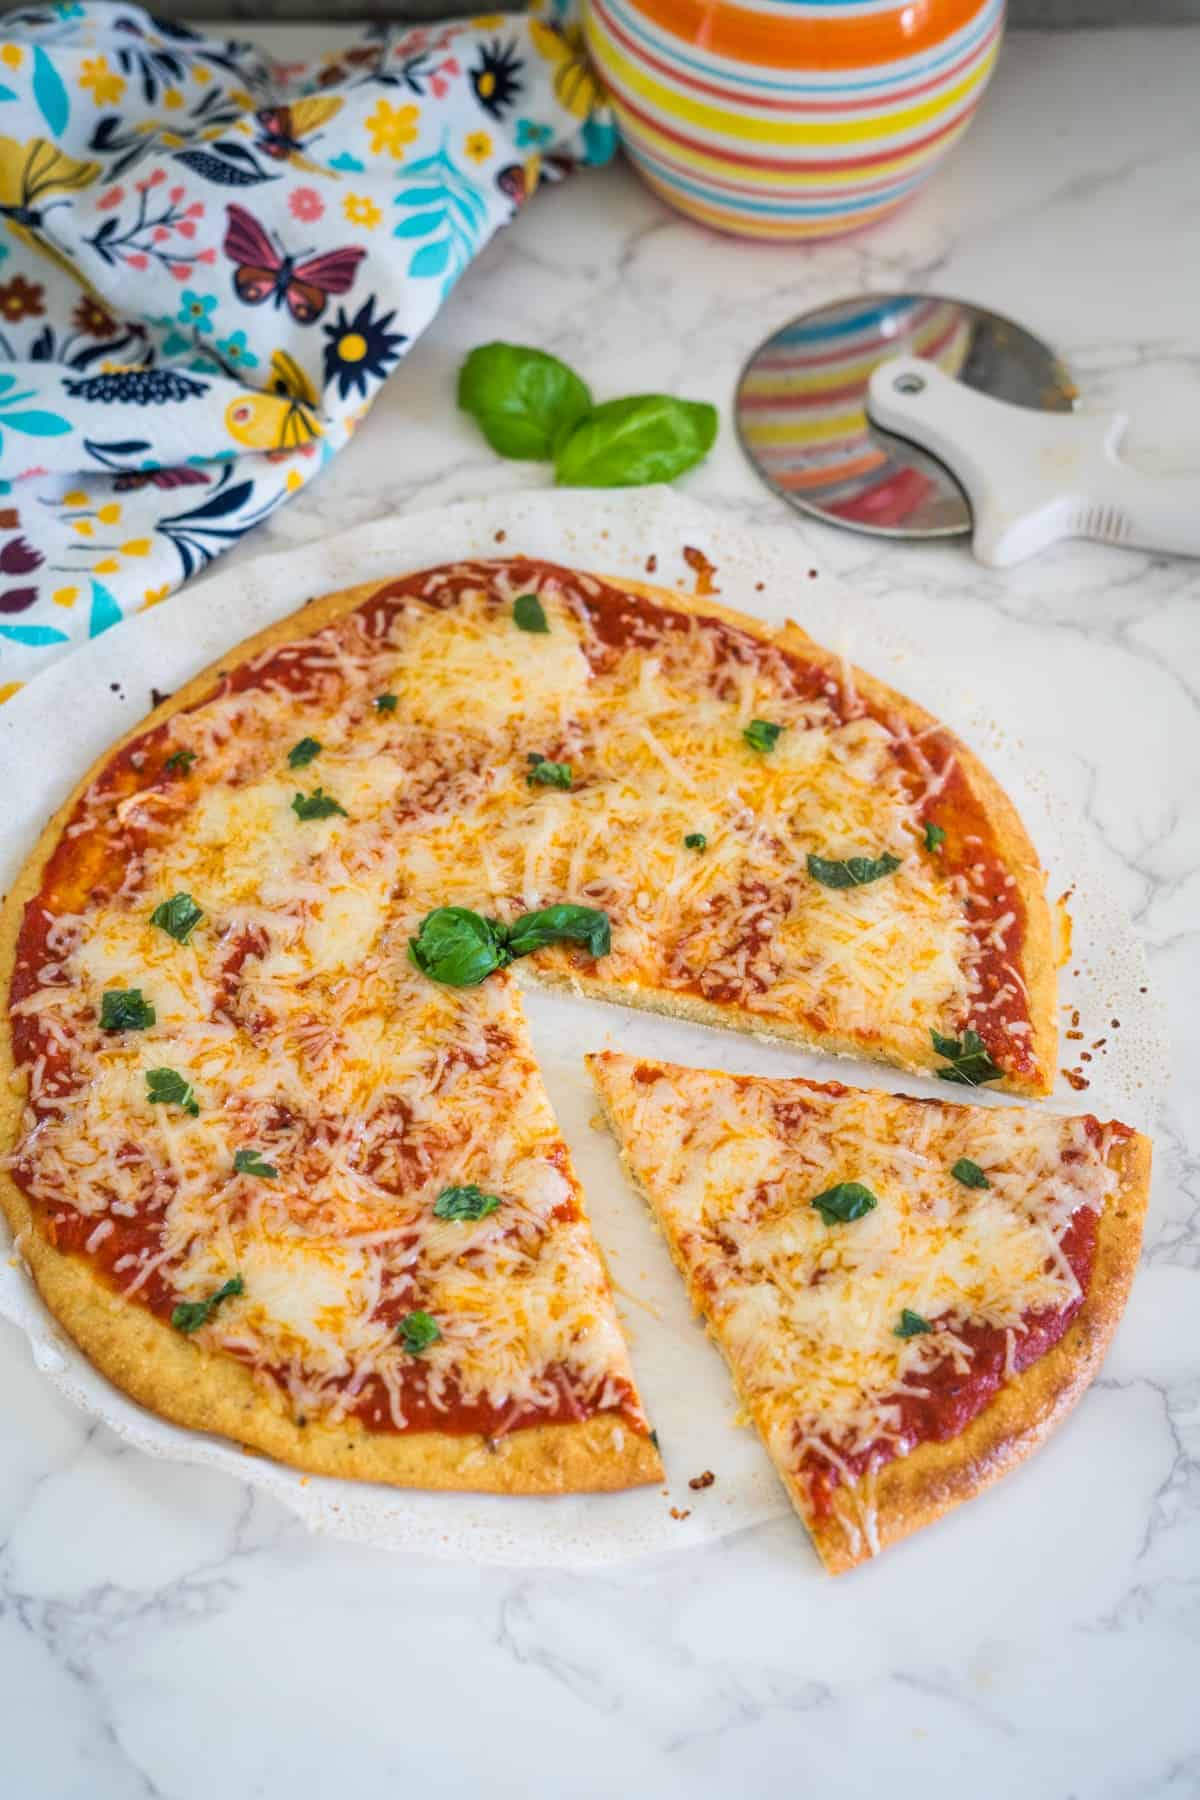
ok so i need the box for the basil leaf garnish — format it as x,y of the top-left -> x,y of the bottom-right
806,852 -> 901,890
951,1157 -> 990,1189
164,749 -> 196,773
526,756 -> 572,789
503,903 -> 611,960
810,1181 -> 877,1226
513,592 -> 549,634
555,394 -> 718,488
287,736 -> 322,769
458,342 -> 592,461
684,832 -> 707,851
434,1184 -> 503,1221
234,1147 -> 277,1179
894,1308 -> 933,1339
150,891 -> 203,944
924,820 -> 946,852
146,1067 -> 199,1117
409,903 -> 611,985
172,1275 -> 243,1335
409,907 -> 510,987
743,718 -> 783,754
375,693 -> 398,713
100,989 -> 155,1032
931,1028 -> 1003,1087
292,787 -> 347,820
397,1310 -> 442,1355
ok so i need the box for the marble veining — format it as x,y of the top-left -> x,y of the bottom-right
1,25 -> 1198,1799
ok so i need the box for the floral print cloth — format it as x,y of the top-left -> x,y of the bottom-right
0,1 -> 614,698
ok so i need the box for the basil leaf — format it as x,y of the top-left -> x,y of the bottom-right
397,1310 -> 442,1355
684,832 -> 707,851
951,1157 -> 990,1189
458,342 -> 592,460
931,1027 -> 1003,1087
924,820 -> 946,853
287,736 -> 322,769
150,891 -> 203,944
409,907 -> 509,987
806,852 -> 901,890
100,988 -> 155,1032
743,718 -> 783,754
146,1067 -> 199,1116
503,903 -> 611,960
513,592 -> 549,634
234,1147 -> 277,1179
171,1275 -> 243,1335
526,757 -> 572,790
375,693 -> 398,713
894,1308 -> 932,1338
433,1184 -> 503,1222
292,787 -> 347,820
811,1181 -> 877,1226
555,394 -> 718,488
164,749 -> 196,773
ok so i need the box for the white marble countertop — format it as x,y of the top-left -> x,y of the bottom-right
4,23 -> 1199,1800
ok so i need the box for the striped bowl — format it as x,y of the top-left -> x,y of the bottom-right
582,0 -> 1005,240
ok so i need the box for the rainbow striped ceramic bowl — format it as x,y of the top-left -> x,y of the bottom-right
582,0 -> 1004,240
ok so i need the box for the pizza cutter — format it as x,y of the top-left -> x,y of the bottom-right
734,293 -> 1200,567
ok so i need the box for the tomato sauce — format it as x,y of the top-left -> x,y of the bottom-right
802,1204 -> 1099,1519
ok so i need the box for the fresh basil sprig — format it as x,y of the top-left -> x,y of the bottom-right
807,852 -> 901,890
147,1067 -> 199,1117
810,1181 -> 877,1226
555,394 -> 717,488
151,891 -> 203,943
434,1184 -> 503,1222
950,1157 -> 990,1189
513,593 -> 549,634
164,749 -> 196,773
895,1308 -> 933,1339
457,342 -> 717,488
100,988 -> 155,1032
287,736 -> 322,769
931,1028 -> 1003,1087
924,820 -> 946,853
743,719 -> 784,754
172,1275 -> 243,1335
292,787 -> 347,820
234,1147 -> 278,1179
409,902 -> 611,986
458,342 -> 592,460
397,1310 -> 442,1355
526,755 -> 572,790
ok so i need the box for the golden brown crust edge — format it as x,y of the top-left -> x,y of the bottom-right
808,1127 -> 1151,1573
587,1052 -> 1151,1573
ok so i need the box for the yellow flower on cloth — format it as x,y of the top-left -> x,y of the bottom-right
528,11 -> 603,119
78,56 -> 125,107
366,98 -> 419,160
343,192 -> 382,229
463,130 -> 493,165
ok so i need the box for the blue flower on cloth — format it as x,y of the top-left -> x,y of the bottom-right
0,0 -> 615,694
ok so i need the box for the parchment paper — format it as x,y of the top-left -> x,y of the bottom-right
0,489 -> 1168,1566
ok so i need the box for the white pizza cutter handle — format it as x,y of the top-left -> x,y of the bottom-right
867,356 -> 1200,568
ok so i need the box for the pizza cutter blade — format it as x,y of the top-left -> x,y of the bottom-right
735,293 -> 1200,566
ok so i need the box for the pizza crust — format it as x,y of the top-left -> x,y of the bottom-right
0,560 -> 1058,1491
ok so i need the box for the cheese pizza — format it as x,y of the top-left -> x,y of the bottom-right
590,1052 -> 1149,1569
1,556 -> 1059,1489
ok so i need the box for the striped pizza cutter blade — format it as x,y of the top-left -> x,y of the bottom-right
734,293 -> 1074,545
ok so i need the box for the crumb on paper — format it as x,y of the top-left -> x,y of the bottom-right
645,553 -> 657,573
494,529 -> 506,542
1054,891 -> 1074,966
1063,1068 -> 1090,1091
688,1470 -> 715,1491
669,1507 -> 691,1521
682,544 -> 719,597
